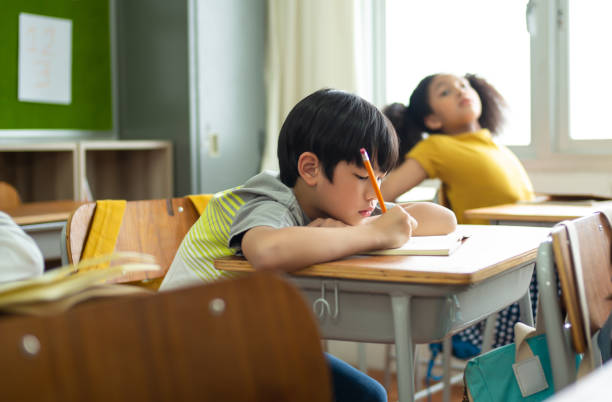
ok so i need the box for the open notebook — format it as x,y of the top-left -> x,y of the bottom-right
361,231 -> 467,256
0,252 -> 160,315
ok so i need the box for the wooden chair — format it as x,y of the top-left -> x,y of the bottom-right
62,198 -> 200,285
436,181 -> 450,209
536,209 -> 612,390
0,271 -> 333,402
0,181 -> 21,210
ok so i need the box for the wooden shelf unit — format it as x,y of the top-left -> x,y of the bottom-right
0,143 -> 79,202
78,140 -> 172,201
0,140 -> 173,202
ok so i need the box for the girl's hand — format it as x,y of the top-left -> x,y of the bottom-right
367,206 -> 418,249
307,217 -> 348,228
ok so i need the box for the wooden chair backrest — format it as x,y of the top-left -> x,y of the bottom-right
551,211 -> 612,353
436,182 -> 450,209
0,271 -> 332,402
65,198 -> 199,283
0,181 -> 21,210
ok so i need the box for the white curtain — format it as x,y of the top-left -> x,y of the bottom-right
262,0 -> 369,171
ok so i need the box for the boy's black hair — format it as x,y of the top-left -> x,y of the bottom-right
278,88 -> 399,187
383,73 -> 506,163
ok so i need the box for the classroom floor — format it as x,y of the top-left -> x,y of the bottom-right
367,369 -> 465,402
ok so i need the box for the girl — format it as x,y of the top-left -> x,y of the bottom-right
382,73 -> 536,353
381,73 -> 534,224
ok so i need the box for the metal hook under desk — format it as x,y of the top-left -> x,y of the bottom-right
312,281 -> 339,320
447,294 -> 463,322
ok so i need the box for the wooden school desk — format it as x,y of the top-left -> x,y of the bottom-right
463,203 -> 607,227
3,200 -> 84,262
215,224 -> 550,402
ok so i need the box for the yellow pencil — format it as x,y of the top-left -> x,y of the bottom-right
359,148 -> 386,213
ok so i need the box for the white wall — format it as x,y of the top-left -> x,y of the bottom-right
527,171 -> 612,198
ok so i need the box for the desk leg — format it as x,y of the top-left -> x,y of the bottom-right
442,336 -> 451,402
391,293 -> 415,402
481,314 -> 496,352
357,343 -> 368,372
536,240 -> 575,390
518,286 -> 534,327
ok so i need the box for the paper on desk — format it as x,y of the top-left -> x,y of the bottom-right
361,231 -> 468,256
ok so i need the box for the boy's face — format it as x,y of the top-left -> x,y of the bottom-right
315,161 -> 385,226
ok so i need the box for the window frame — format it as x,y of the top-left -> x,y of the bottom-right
521,0 -> 612,172
556,0 -> 612,155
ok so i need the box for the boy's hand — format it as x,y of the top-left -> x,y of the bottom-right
368,206 -> 418,249
307,217 -> 348,228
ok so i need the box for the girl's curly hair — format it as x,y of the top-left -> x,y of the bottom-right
383,73 -> 507,164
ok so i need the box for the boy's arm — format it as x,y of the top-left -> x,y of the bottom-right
241,206 -> 416,272
400,202 -> 457,236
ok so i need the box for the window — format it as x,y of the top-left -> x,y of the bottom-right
384,0 -> 531,146
380,0 -> 612,166
558,0 -> 612,152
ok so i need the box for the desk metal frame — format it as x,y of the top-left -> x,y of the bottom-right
19,221 -> 66,261
292,265 -> 535,400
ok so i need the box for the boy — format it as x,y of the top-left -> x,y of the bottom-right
162,88 -> 455,289
160,89 -> 456,401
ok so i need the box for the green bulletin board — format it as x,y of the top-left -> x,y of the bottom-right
0,0 -> 112,130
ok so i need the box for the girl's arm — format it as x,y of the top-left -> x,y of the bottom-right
381,158 -> 428,202
401,202 -> 457,236
241,206 -> 416,272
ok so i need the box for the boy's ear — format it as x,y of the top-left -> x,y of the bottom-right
424,114 -> 442,131
297,152 -> 321,186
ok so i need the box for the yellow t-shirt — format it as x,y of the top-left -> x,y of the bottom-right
408,129 -> 534,224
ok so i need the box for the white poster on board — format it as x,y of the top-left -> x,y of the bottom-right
18,13 -> 72,105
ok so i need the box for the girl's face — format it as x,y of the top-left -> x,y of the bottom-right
425,74 -> 482,134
